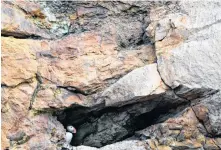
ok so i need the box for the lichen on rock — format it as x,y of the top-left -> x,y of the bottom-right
1,1 -> 221,150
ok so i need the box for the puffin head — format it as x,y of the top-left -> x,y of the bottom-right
67,125 -> 76,134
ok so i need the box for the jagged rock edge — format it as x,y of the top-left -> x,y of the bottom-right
155,47 -> 219,138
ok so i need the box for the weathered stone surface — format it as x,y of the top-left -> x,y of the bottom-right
73,141 -> 148,150
149,1 -> 221,93
113,17 -> 144,47
9,113 -> 65,150
1,2 -> 50,38
134,107 -> 216,150
1,1 -> 221,150
6,0 -> 45,20
1,81 -> 37,149
145,1 -> 221,143
101,140 -> 147,150
35,1 -> 152,39
73,146 -> 98,150
156,21 -> 221,91
170,140 -> 202,150
192,92 -> 221,136
72,139 -> 174,150
1,37 -> 38,86
32,84 -> 87,110
102,63 -> 167,107
37,32 -> 155,94
204,138 -> 220,150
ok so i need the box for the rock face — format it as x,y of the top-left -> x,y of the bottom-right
1,2 -> 50,38
1,1 -> 221,150
37,32 -> 154,94
102,64 -> 167,107
1,37 -> 38,86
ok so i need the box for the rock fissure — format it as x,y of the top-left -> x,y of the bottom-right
55,93 -> 190,148
32,54 -> 220,148
57,86 -> 89,96
1,77 -> 35,89
29,82 -> 41,110
1,32 -> 46,39
35,73 -> 89,96
213,139 -> 221,149
188,19 -> 221,38
191,106 -> 211,137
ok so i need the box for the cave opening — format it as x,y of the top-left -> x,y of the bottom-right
54,96 -> 188,148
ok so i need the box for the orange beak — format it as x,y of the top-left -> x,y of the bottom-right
73,128 -> 77,133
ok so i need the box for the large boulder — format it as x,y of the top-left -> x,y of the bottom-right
102,63 -> 167,107
37,32 -> 155,94
145,0 -> 221,143
147,1 -> 221,93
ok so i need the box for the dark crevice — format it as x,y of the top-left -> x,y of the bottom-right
55,94 -> 189,148
1,78 -> 35,89
28,74 -> 43,110
1,84 -> 9,88
1,31 -> 49,40
29,82 -> 41,110
29,74 -> 89,110
57,86 -> 88,96
174,84 -> 219,101
132,102 -> 186,130
52,60 -> 219,148
36,73 -> 43,84
36,73 -> 90,96
37,51 -> 57,59
212,139 -> 221,149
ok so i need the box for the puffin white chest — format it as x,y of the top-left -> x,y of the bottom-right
65,132 -> 73,144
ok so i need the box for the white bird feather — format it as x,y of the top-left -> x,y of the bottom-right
65,132 -> 73,144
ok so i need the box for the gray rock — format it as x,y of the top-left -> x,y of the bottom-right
71,141 -> 147,150
115,17 -> 144,47
151,1 -> 221,139
155,1 -> 221,93
101,140 -> 147,150
193,91 -> 221,136
102,64 -> 167,107
72,146 -> 98,150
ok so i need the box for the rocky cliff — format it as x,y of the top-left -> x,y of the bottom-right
1,1 -> 221,150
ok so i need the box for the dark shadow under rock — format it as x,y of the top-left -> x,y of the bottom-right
55,91 -> 188,147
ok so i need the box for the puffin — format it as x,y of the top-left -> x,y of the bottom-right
63,125 -> 77,149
